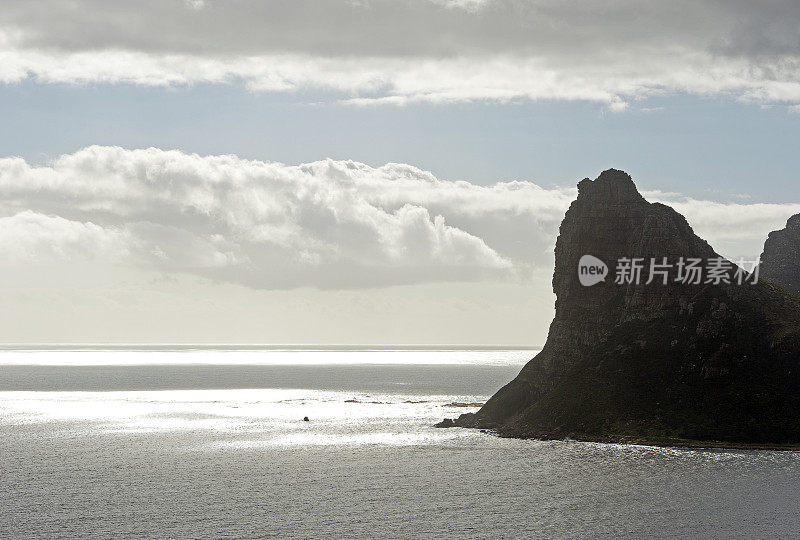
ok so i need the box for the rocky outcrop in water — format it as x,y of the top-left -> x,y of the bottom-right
761,214 -> 800,296
440,170 -> 800,446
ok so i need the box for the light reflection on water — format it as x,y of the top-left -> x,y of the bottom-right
3,352 -> 800,538
0,388 -> 489,447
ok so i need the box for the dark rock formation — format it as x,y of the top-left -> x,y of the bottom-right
441,170 -> 800,446
761,214 -> 800,296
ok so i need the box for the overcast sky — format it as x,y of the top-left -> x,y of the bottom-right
1,0 -> 799,344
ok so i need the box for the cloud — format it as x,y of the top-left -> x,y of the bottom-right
0,146 -> 548,288
0,211 -> 128,265
1,146 -> 797,289
1,1 -> 800,108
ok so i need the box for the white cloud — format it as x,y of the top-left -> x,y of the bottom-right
0,147 -> 544,288
2,47 -> 800,109
1,147 -> 797,289
1,1 -> 800,108
0,211 -> 128,265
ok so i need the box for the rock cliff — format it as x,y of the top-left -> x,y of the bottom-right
761,214 -> 800,296
441,170 -> 800,446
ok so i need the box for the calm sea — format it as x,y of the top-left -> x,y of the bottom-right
2,347 -> 799,539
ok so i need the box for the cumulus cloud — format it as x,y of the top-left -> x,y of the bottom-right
0,146 -> 542,288
0,211 -> 128,265
1,1 -> 800,108
0,146 -> 797,289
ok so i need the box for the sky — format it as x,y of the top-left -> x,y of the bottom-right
1,0 -> 799,344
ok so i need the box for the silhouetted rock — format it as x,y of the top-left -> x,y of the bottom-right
441,169 -> 800,446
761,214 -> 800,296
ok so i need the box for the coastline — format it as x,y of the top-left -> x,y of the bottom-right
464,426 -> 800,452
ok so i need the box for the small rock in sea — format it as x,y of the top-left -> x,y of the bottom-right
303,416 -> 310,422
434,418 -> 456,428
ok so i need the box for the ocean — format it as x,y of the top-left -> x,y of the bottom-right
2,347 -> 799,539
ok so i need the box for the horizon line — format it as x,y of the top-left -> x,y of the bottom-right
0,343 -> 542,351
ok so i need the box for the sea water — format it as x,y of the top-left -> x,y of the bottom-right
2,348 -> 799,538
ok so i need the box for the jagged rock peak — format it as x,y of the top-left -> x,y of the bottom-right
576,168 -> 645,203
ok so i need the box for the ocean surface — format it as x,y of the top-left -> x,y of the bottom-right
2,347 -> 800,539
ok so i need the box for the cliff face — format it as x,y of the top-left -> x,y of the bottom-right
761,214 -> 800,296
444,170 -> 800,445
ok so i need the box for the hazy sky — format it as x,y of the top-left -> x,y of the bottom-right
1,0 -> 799,344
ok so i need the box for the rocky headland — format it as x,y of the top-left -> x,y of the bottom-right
439,169 -> 800,447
